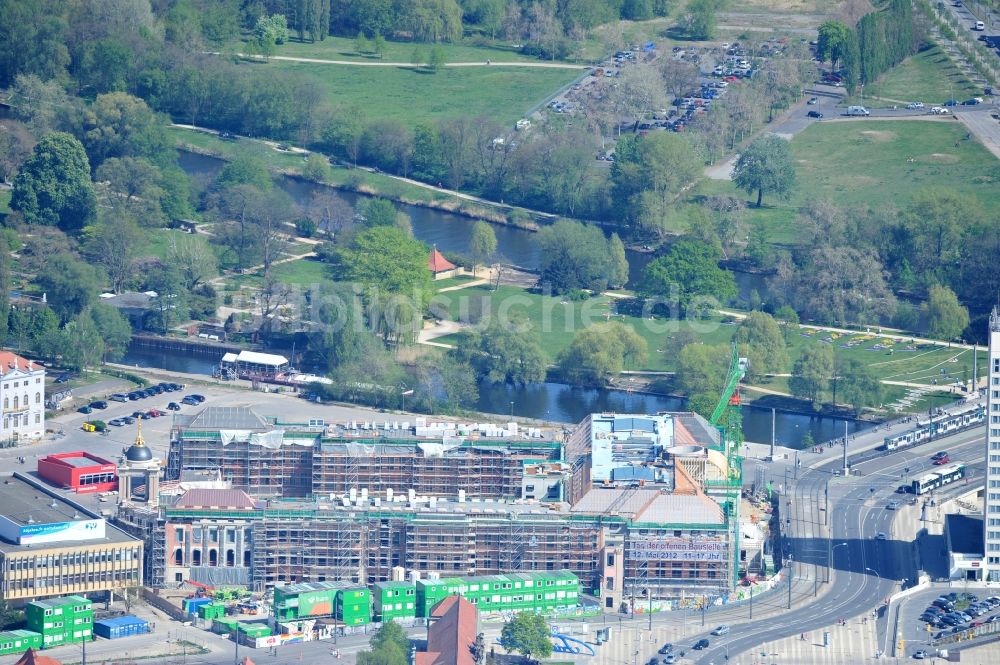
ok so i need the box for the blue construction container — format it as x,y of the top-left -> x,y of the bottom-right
93,616 -> 150,639
183,597 -> 212,614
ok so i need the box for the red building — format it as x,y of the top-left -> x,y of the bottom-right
37,452 -> 117,493
416,596 -> 479,665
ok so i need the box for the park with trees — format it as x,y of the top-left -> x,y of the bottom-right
0,0 -> 993,423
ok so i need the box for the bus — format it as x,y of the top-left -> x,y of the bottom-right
910,463 -> 966,495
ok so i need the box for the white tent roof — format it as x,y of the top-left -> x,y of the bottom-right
221,353 -> 239,363
235,350 -> 289,367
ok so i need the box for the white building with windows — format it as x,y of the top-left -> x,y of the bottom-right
0,351 -> 45,443
986,309 -> 1000,582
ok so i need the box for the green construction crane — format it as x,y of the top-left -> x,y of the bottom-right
708,342 -> 748,454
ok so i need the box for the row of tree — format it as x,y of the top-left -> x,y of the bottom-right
816,0 -> 918,94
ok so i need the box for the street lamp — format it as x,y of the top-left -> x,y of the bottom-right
828,542 -> 849,583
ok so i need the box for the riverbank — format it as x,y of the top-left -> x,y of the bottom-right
172,125 -> 548,231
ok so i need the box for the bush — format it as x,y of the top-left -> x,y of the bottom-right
296,218 -> 317,238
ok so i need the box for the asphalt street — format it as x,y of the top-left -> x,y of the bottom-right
690,420 -> 988,664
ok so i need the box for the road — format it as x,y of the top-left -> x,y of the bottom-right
946,0 -> 1000,43
689,424 -> 987,664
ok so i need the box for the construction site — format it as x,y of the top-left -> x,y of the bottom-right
120,345 -> 767,613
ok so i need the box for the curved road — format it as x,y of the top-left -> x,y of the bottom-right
692,425 -> 986,664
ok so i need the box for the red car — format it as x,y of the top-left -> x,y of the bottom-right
723,75 -> 739,83
933,455 -> 950,465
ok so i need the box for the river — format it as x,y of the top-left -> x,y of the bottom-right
179,151 -> 771,297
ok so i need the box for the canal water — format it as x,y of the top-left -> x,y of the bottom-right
180,151 -> 770,297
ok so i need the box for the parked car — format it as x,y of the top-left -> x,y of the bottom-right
77,405 -> 93,414
181,396 -> 200,406
109,393 -> 128,402
658,644 -> 673,655
89,400 -> 108,410
962,98 -> 981,105
108,418 -> 124,427
930,106 -> 948,114
905,102 -> 924,109
122,416 -> 136,425
189,394 -> 206,403
807,96 -> 818,104
944,99 -> 959,106
167,402 -> 181,411
913,650 -> 927,659
807,110 -> 823,118
876,532 -> 888,540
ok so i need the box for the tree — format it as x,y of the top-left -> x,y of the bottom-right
89,301 -> 132,361
556,322 -> 647,386
639,240 -> 735,314
732,134 -> 796,208
838,357 -> 882,414
416,353 -> 479,411
900,190 -> 978,283
361,198 -> 398,228
11,132 -> 96,232
500,612 -> 553,661
35,253 -> 104,324
816,21 -> 854,74
165,233 -> 218,289
59,310 -> 104,372
735,311 -> 787,381
676,342 -> 729,406
79,93 -> 173,168
215,151 -> 272,191
454,319 -> 547,385
605,63 -> 669,130
85,214 -> 142,293
255,14 -> 289,45
302,153 -> 330,182
681,0 -> 724,40
537,219 -> 623,294
789,344 -> 833,407
469,221 -> 497,275
95,156 -> 166,223
427,45 -> 446,73
145,265 -> 188,334
611,133 -> 700,233
0,122 -> 34,184
608,233 -> 629,289
923,284 -> 969,341
373,33 -> 386,59
791,246 -> 897,325
357,619 -> 409,665
355,30 -> 369,55
335,226 -> 431,344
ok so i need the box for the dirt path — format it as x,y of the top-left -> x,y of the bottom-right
239,54 -> 588,70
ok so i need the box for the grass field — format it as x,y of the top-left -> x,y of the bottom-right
858,45 -> 980,105
273,59 -> 579,128
260,34 -> 544,64
698,118 -> 1000,244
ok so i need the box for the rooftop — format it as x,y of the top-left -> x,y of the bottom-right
0,474 -> 139,553
417,596 -> 478,665
0,351 -> 40,376
571,487 -> 726,526
173,489 -> 261,511
176,407 -> 271,431
40,452 -> 115,470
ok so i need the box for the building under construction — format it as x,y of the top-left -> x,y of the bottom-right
156,455 -> 735,607
168,408 -> 570,501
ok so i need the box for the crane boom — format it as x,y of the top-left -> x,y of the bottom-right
709,343 -> 747,425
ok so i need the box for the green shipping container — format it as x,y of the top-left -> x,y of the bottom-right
336,587 -> 371,626
198,603 -> 227,620
212,618 -> 240,634
0,630 -> 43,656
238,623 -> 272,638
372,581 -> 417,622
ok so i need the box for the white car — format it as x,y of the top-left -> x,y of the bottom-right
929,107 -> 948,115
905,102 -> 924,109
886,501 -> 900,510
711,624 -> 730,636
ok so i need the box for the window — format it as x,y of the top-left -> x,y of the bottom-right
606,553 -> 615,566
35,393 -> 40,404
175,528 -> 184,543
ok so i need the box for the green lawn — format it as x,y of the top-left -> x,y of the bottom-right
433,274 -> 479,291
860,44 -> 980,105
272,59 -> 579,128
698,119 -> 1000,245
261,34 -> 545,64
271,257 -> 328,286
